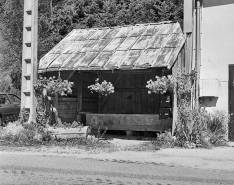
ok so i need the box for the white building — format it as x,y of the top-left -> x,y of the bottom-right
184,0 -> 234,140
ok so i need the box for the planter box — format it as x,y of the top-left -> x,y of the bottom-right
48,126 -> 91,139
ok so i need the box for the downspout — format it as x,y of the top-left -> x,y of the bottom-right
195,0 -> 202,107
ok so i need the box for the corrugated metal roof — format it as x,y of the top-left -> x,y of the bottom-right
39,22 -> 185,72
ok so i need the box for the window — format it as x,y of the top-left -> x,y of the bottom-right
0,95 -> 10,104
8,94 -> 20,104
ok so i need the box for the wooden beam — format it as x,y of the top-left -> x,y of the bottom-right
77,72 -> 82,122
87,69 -> 163,74
100,74 -> 123,109
172,61 -> 178,136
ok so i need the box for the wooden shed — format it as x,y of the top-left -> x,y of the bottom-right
38,22 -> 186,132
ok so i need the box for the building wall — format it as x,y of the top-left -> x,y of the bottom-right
200,1 -> 234,112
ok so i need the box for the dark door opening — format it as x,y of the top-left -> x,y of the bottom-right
229,65 -> 234,141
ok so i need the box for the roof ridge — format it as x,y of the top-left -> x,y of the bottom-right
72,21 -> 178,31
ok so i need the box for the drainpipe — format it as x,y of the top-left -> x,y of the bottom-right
195,0 -> 202,107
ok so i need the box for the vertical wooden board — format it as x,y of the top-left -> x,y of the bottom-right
102,93 -> 115,113
135,91 -> 142,114
129,74 -> 135,88
147,93 -> 154,113
108,93 -> 115,113
121,91 -> 129,114
141,91 -> 148,114
115,74 -> 123,88
131,90 -> 136,114
77,72 -> 82,122
135,74 -> 141,88
141,74 -> 147,88
122,74 -> 130,88
141,74 -> 148,113
114,92 -> 122,113
153,93 -> 160,114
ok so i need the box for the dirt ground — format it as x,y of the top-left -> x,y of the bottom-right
1,139 -> 234,172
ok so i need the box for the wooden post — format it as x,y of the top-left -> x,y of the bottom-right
172,60 -> 179,136
77,72 -> 82,122
21,0 -> 38,123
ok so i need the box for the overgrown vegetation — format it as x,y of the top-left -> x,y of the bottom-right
147,69 -> 229,148
0,121 -> 113,151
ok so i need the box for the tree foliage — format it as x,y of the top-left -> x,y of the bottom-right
0,0 -> 183,91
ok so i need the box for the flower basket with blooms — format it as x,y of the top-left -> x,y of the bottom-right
34,76 -> 74,97
146,75 -> 175,94
88,78 -> 114,96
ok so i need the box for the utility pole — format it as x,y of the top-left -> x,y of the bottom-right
21,0 -> 38,123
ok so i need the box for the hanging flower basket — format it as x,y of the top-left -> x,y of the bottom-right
88,78 -> 114,96
34,76 -> 74,97
146,75 -> 175,94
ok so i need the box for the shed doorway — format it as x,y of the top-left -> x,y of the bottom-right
229,66 -> 234,141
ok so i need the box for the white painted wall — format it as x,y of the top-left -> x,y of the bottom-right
200,3 -> 234,112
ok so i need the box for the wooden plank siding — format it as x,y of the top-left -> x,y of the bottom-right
57,97 -> 77,123
98,72 -> 162,115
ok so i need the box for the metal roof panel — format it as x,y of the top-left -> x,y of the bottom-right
89,29 -> 108,40
75,52 -> 99,69
134,49 -> 161,67
103,38 -> 125,51
80,40 -> 98,52
117,37 -> 138,51
148,34 -> 169,49
60,52 -> 86,69
91,39 -> 112,52
128,25 -> 146,37
142,24 -> 161,36
102,28 -> 120,39
120,50 -> 142,67
49,53 -> 70,69
62,41 -> 85,54
114,26 -> 132,38
76,29 -> 96,40
158,24 -> 173,34
104,50 -> 128,69
152,48 -> 176,67
89,52 -> 113,69
131,36 -> 154,50
39,53 -> 60,69
165,33 -> 184,48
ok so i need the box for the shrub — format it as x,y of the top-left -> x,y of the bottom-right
206,110 -> 229,146
0,121 -> 52,146
152,131 -> 175,148
174,103 -> 229,148
149,69 -> 229,149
